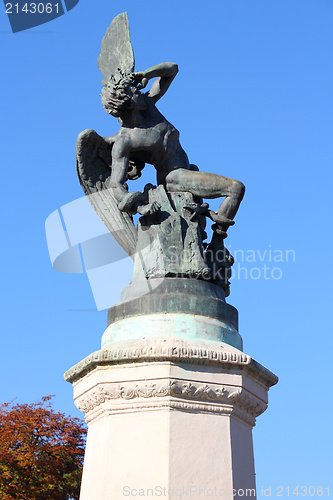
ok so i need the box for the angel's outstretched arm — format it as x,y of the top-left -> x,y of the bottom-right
133,62 -> 178,103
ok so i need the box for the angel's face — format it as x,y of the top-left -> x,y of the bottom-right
128,86 -> 147,111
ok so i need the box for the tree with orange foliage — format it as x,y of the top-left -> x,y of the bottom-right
0,396 -> 86,500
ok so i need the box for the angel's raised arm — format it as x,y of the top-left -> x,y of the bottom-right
133,62 -> 178,103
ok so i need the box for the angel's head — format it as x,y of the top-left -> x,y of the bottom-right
101,72 -> 145,118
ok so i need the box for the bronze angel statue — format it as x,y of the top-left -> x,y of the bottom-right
76,13 -> 244,296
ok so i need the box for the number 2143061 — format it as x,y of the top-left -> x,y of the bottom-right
6,3 -> 60,14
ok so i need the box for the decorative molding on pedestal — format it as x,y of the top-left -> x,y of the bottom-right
74,379 -> 267,427
65,337 -> 277,429
64,337 -> 278,389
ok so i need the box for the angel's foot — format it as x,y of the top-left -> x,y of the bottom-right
208,211 -> 235,227
210,213 -> 235,239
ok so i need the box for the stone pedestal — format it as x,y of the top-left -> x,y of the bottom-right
65,335 -> 277,500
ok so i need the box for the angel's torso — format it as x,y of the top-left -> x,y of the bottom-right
116,95 -> 190,180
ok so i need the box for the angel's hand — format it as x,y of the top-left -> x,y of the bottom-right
136,202 -> 161,216
133,71 -> 149,90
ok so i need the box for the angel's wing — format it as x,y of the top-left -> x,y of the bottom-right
76,129 -> 137,257
98,12 -> 135,86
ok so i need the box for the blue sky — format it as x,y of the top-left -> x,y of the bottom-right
1,0 -> 332,494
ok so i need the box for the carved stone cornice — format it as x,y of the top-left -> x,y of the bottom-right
65,337 -> 278,389
74,379 -> 267,426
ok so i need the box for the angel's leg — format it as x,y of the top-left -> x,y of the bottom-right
164,168 -> 245,221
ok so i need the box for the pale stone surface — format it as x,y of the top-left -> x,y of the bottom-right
66,337 -> 277,500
